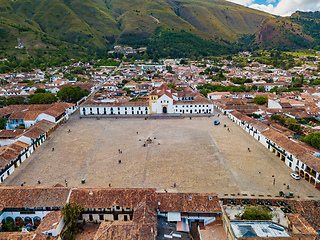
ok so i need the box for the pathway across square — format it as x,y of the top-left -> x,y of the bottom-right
2,113 -> 320,200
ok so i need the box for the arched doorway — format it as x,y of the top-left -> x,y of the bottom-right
162,106 -> 167,114
15,217 -> 24,228
34,216 -> 41,228
24,217 -> 32,226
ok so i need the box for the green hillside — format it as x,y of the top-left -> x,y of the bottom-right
0,0 -> 274,58
253,11 -> 320,51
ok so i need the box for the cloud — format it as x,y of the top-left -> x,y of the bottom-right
226,0 -> 255,5
249,0 -> 320,16
227,0 -> 320,16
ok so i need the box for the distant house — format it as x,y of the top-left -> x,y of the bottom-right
6,103 -> 76,129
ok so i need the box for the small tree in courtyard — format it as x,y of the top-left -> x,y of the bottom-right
242,206 -> 273,221
62,202 -> 84,240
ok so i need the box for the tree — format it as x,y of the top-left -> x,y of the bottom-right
258,86 -> 265,92
28,93 -> 58,104
34,88 -> 46,93
288,123 -> 302,133
0,117 -> 6,129
123,87 -> 131,95
122,79 -> 129,85
252,85 -> 258,91
253,96 -> 268,105
6,96 -> 25,105
242,206 -> 273,220
301,132 -> 320,149
179,59 -> 188,65
57,86 -> 89,103
271,115 -> 281,121
62,202 -> 84,240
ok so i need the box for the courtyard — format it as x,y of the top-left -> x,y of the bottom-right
2,112 -> 320,200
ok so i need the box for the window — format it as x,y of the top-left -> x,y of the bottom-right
89,214 -> 93,221
99,215 -> 104,221
104,108 -> 106,114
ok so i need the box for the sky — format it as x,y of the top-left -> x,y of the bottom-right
227,0 -> 320,16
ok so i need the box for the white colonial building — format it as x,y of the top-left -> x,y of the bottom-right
80,84 -> 214,116
227,110 -> 320,189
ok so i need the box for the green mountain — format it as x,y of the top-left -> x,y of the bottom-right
0,0 -> 273,58
254,11 -> 320,50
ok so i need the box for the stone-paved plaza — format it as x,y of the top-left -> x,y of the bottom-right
2,112 -> 320,200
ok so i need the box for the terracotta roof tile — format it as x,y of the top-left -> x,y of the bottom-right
36,211 -> 63,234
0,129 -> 26,138
156,193 -> 221,213
0,187 -> 70,208
287,213 -> 318,235
69,188 -> 156,209
93,221 -> 156,240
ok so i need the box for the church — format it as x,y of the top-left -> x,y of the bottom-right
80,84 -> 214,116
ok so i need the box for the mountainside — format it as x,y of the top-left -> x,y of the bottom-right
254,11 -> 320,50
0,0 -> 272,58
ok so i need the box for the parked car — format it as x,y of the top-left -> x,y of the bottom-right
290,173 -> 300,180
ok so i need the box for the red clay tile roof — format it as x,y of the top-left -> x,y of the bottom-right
0,129 -> 26,138
20,120 -> 55,140
0,107 -> 14,118
287,213 -> 318,235
156,193 -> 221,213
69,188 -> 156,209
93,221 -> 156,240
0,232 -> 35,240
36,211 -> 63,234
5,103 -> 73,121
0,187 -> 70,208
